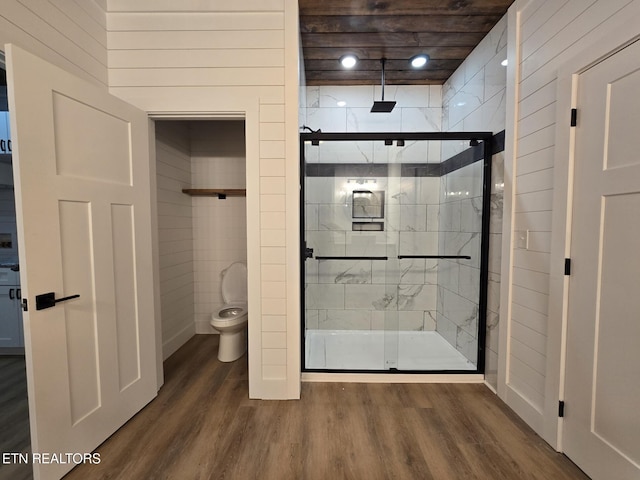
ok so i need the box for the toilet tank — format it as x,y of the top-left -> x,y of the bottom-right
221,262 -> 247,304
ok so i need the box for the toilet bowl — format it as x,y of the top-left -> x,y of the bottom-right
210,262 -> 248,362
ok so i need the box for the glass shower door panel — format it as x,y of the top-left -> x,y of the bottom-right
303,135 -> 487,372
436,158 -> 485,368
304,139 -> 398,370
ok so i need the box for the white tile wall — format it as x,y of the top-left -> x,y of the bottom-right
306,85 -> 442,135
440,15 -> 507,382
305,167 -> 440,333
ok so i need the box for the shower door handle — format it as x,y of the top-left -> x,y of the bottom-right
397,255 -> 471,260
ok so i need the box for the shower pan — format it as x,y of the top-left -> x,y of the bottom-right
300,131 -> 493,374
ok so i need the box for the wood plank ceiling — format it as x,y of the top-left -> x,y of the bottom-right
300,0 -> 514,86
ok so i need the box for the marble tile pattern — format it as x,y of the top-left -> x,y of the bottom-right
438,16 -> 507,377
305,170 -> 440,333
305,85 -> 443,164
302,13 -> 507,371
441,15 -> 507,162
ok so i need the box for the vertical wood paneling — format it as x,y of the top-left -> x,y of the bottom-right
59,200 -> 100,423
111,204 -> 141,391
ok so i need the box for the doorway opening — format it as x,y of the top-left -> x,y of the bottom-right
0,63 -> 30,480
153,119 -> 249,361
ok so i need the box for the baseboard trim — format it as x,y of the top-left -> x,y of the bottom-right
163,323 -> 196,360
301,372 -> 485,383
195,320 -> 218,334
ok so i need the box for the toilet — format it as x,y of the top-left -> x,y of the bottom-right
210,262 -> 248,362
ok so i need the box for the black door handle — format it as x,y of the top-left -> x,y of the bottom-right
16,289 -> 21,300
9,288 -> 14,299
35,292 -> 80,311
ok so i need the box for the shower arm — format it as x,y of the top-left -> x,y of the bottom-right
380,58 -> 386,101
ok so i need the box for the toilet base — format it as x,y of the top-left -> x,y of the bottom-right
217,328 -> 247,362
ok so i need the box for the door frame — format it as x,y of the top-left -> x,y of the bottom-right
547,16 -> 640,450
148,110 -> 262,397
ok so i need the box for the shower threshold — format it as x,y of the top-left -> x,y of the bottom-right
305,329 -> 476,371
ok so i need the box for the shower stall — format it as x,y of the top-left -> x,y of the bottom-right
301,131 -> 493,373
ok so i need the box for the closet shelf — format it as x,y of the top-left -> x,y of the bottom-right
182,188 -> 246,199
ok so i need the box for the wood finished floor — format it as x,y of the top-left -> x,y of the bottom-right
0,356 -> 31,480
61,334 -> 589,480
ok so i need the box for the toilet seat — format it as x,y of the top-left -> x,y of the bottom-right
211,302 -> 247,326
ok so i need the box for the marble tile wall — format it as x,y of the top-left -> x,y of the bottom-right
303,85 -> 442,335
436,161 -> 483,366
305,171 -> 440,333
440,15 -> 507,381
305,85 -> 441,139
302,17 -> 508,373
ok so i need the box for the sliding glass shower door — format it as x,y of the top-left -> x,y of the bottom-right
301,132 -> 491,373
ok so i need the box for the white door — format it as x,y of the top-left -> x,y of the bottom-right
563,40 -> 640,480
6,44 -> 159,480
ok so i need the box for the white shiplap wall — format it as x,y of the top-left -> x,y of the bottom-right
0,0 -> 108,86
501,0 -> 640,444
107,0 -> 300,399
155,121 -> 195,360
189,121 -> 247,334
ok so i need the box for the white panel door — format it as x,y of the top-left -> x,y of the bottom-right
6,44 -> 159,480
564,40 -> 640,480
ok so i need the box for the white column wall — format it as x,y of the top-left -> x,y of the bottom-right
107,0 -> 300,399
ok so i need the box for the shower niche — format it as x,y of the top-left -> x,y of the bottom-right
301,132 -> 492,373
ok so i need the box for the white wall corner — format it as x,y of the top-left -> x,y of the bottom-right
163,323 -> 196,361
284,0 -> 301,399
148,119 -> 164,389
497,0 -> 521,401
245,100 -> 264,400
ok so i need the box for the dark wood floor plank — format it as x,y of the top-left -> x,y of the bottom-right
0,356 -> 30,480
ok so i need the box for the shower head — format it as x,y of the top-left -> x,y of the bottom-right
371,101 -> 396,113
371,58 -> 396,113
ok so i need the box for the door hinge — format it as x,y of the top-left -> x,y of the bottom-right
570,108 -> 577,127
564,258 -> 571,275
559,400 -> 565,418
22,298 -> 28,312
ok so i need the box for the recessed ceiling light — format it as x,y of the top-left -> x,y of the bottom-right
339,54 -> 359,69
337,101 -> 346,107
409,54 -> 429,68
501,59 -> 508,66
